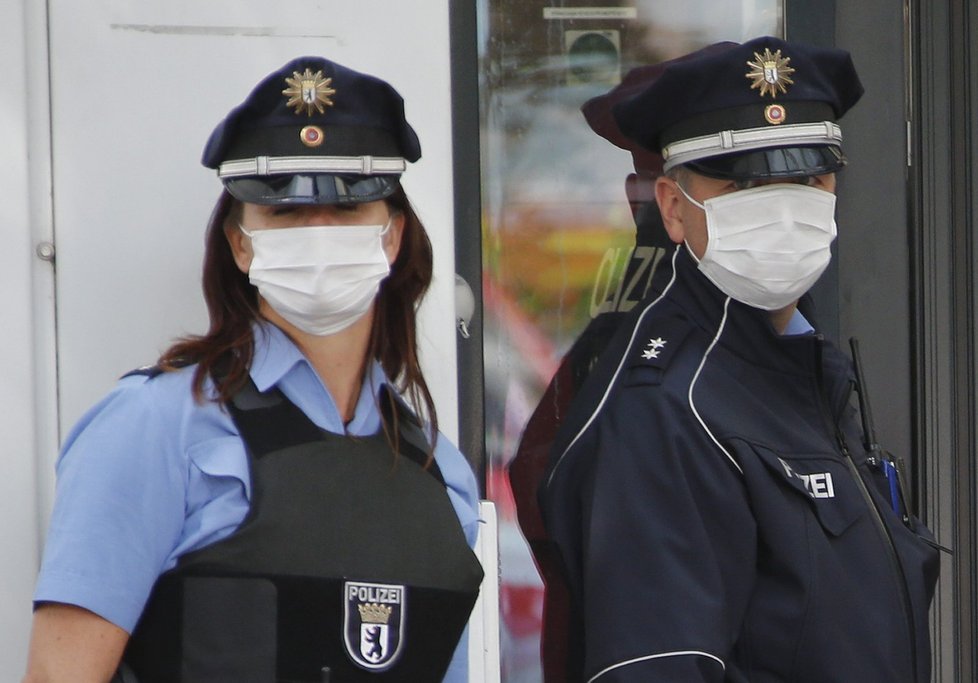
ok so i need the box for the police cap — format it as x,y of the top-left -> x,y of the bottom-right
202,56 -> 421,204
612,36 -> 864,180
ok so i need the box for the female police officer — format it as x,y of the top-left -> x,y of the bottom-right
24,56 -> 483,683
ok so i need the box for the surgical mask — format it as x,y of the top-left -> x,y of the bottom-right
678,183 -> 837,310
239,219 -> 392,336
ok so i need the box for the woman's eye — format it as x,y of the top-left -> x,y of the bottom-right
271,206 -> 298,216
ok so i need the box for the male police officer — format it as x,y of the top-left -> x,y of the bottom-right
540,36 -> 940,683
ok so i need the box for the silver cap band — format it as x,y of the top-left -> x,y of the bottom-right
662,121 -> 842,171
218,155 -> 408,178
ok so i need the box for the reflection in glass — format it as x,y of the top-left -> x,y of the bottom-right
477,2 -> 783,680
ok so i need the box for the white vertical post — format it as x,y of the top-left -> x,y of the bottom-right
468,501 -> 502,682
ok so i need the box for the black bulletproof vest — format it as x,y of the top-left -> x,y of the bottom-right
123,380 -> 484,683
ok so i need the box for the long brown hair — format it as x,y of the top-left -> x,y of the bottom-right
158,185 -> 438,446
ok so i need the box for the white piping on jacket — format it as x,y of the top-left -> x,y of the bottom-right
545,245 -> 744,488
688,296 -> 743,474
587,649 -> 726,682
544,246 -> 680,490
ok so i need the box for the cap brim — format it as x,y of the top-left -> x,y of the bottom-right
686,145 -> 846,180
224,173 -> 400,205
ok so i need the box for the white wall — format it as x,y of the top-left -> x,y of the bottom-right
4,2 -> 460,679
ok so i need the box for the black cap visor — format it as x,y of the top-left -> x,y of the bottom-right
686,145 -> 846,181
224,173 -> 400,205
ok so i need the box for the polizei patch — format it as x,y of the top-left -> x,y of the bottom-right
343,581 -> 406,671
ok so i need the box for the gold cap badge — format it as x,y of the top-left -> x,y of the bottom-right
745,48 -> 795,98
283,68 -> 336,116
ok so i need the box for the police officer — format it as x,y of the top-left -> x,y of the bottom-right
540,37 -> 941,682
24,56 -> 483,683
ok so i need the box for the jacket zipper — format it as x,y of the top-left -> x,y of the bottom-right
813,337 -> 918,683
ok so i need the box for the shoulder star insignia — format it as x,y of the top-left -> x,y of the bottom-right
647,337 -> 667,350
641,348 -> 660,360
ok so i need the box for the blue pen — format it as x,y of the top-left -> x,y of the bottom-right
880,457 -> 901,516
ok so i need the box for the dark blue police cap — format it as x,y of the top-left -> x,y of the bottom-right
612,36 -> 864,180
202,56 -> 421,204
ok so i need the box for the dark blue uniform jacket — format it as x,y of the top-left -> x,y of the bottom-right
540,245 -> 941,683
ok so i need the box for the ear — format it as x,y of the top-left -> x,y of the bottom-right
383,212 -> 406,264
224,222 -> 253,274
654,175 -> 687,245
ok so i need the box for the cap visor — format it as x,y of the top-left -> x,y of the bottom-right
224,173 -> 399,205
686,145 -> 846,180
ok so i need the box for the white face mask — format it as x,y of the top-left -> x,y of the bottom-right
240,219 -> 392,336
678,183 -> 838,310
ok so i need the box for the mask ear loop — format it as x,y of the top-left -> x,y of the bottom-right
675,182 -> 706,210
674,182 -> 706,263
377,216 -> 399,268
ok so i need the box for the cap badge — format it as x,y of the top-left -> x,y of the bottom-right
764,104 -> 786,125
745,48 -> 795,98
283,68 -> 336,116
300,125 -> 325,147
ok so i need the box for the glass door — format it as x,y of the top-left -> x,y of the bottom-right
475,2 -> 784,680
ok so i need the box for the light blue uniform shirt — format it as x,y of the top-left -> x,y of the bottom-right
34,323 -> 480,682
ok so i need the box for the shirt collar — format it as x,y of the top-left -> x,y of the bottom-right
249,322 -> 307,392
248,322 -> 395,434
782,308 -> 816,336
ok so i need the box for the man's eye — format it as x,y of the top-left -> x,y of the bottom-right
733,179 -> 757,191
271,207 -> 298,216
